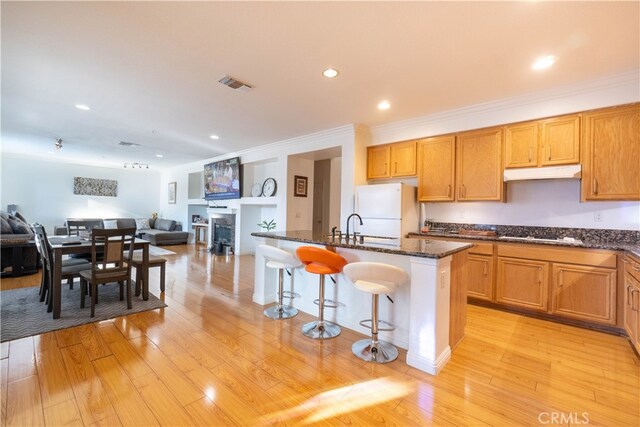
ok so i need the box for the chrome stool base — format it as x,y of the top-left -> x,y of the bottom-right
352,338 -> 398,363
302,321 -> 341,339
264,305 -> 298,319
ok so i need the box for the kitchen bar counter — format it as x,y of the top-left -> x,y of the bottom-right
251,230 -> 472,258
252,230 -> 472,375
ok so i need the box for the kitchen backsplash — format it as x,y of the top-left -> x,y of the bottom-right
428,222 -> 640,244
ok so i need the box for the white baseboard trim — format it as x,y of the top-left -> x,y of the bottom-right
406,346 -> 452,375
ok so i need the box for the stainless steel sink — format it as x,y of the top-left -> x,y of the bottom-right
498,236 -> 583,245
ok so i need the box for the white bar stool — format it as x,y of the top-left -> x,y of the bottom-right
343,262 -> 409,363
259,244 -> 302,319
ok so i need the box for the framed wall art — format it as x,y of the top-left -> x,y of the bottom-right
168,181 -> 177,204
294,175 -> 308,197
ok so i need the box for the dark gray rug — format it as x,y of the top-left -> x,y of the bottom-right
1,284 -> 167,342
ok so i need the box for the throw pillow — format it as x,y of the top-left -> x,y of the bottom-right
155,218 -> 176,231
0,216 -> 13,234
103,219 -> 118,229
135,218 -> 151,230
14,212 -> 27,223
7,216 -> 33,234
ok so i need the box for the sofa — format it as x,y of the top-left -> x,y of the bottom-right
0,211 -> 39,276
54,217 -> 189,246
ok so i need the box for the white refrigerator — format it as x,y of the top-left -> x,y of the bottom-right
354,183 -> 419,239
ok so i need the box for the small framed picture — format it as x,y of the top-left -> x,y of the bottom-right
168,181 -> 177,204
294,175 -> 308,197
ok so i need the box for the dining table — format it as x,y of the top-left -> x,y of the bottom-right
47,235 -> 150,319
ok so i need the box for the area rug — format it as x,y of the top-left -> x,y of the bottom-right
0,284 -> 167,342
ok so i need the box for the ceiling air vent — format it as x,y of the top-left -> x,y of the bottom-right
118,141 -> 140,147
218,75 -> 253,92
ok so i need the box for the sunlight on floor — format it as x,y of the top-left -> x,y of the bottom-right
266,377 -> 414,424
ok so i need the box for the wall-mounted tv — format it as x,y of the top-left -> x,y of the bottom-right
204,157 -> 241,200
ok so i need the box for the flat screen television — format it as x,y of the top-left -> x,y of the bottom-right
204,157 -> 241,200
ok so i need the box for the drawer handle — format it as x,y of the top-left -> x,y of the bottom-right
483,260 -> 488,276
557,269 -> 563,287
547,145 -> 551,161
447,185 -> 452,198
593,178 -> 598,195
633,289 -> 640,312
394,162 -> 398,173
633,265 -> 640,271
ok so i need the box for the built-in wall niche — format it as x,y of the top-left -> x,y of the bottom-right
188,171 -> 205,203
242,158 -> 278,197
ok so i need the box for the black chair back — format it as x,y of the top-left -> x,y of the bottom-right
66,219 -> 102,236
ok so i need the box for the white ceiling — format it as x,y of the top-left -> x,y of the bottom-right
2,1 -> 638,169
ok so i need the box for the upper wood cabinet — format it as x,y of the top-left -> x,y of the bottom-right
539,115 -> 580,166
367,140 -> 416,180
390,140 -> 417,177
367,145 -> 391,179
581,104 -> 640,201
417,135 -> 455,201
456,128 -> 504,201
504,121 -> 538,168
504,115 -> 580,169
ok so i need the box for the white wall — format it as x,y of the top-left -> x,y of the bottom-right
329,157 -> 342,229
370,71 -> 640,231
424,180 -> 640,230
0,153 -> 161,232
286,156 -> 314,231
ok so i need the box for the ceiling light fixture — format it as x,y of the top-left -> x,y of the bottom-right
54,138 -> 63,150
123,162 -> 149,169
209,135 -> 220,140
75,104 -> 90,111
377,100 -> 391,110
156,154 -> 164,158
322,68 -> 339,78
531,55 -> 556,70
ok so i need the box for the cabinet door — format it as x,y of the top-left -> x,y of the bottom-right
456,128 -> 504,201
504,122 -> 537,169
496,257 -> 549,311
367,145 -> 391,179
390,141 -> 417,177
539,115 -> 580,166
551,263 -> 616,325
624,276 -> 638,347
582,104 -> 640,201
467,254 -> 493,301
417,136 -> 455,201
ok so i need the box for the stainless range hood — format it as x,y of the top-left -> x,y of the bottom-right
503,165 -> 582,182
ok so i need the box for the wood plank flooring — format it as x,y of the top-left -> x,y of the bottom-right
1,245 -> 638,426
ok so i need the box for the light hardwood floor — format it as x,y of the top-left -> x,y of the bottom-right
1,245 -> 639,426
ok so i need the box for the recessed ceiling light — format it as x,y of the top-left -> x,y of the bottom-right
75,104 -> 90,111
210,135 -> 220,140
377,100 -> 391,110
322,68 -> 339,78
531,55 -> 556,71
156,154 -> 164,158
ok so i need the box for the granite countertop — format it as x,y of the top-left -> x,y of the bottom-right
251,230 -> 472,259
408,231 -> 640,258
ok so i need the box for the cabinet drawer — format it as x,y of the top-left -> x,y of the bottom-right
497,244 -> 617,268
624,254 -> 640,282
469,242 -> 494,255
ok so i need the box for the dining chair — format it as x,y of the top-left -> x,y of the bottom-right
66,219 -> 102,236
31,224 -> 91,310
79,228 -> 136,317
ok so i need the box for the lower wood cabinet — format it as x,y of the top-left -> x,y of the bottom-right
624,254 -> 640,353
551,263 -> 616,325
496,257 -> 549,311
467,254 -> 493,301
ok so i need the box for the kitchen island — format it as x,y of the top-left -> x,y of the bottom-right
251,230 -> 472,375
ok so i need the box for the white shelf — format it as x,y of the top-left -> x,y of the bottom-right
240,196 -> 277,206
187,199 -> 208,206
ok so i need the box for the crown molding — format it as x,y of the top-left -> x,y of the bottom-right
370,69 -> 640,144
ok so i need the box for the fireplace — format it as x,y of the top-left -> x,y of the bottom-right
209,212 -> 236,254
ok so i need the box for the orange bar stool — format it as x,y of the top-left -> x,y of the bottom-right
296,246 -> 348,339
259,244 -> 302,319
343,262 -> 409,363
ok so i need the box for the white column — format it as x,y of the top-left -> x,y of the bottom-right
406,255 -> 452,375
252,237 -> 277,305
